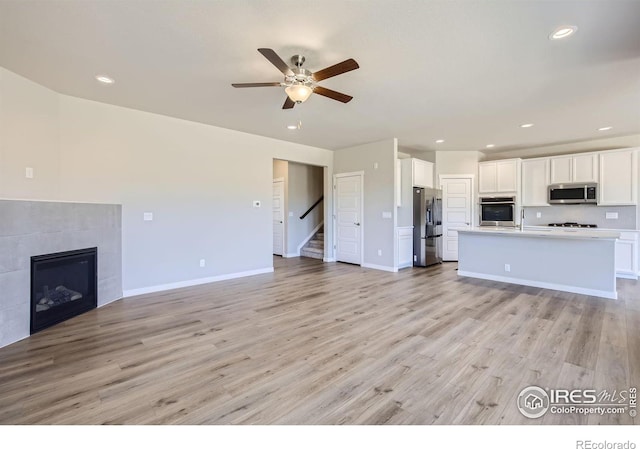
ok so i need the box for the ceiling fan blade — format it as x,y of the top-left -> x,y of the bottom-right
283,96 -> 295,109
313,86 -> 353,103
258,48 -> 294,77
231,82 -> 281,88
312,58 -> 359,82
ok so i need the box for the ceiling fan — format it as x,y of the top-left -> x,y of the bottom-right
232,48 -> 359,109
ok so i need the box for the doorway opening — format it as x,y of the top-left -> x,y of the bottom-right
273,159 -> 326,261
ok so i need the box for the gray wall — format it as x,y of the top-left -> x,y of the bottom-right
0,200 -> 122,347
334,138 -> 397,269
0,66 -> 334,295
523,205 -> 637,229
287,162 -> 323,253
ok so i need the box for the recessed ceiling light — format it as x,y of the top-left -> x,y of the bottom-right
486,144 -> 495,148
598,126 -> 613,131
549,26 -> 578,40
520,123 -> 534,128
95,75 -> 114,84
435,139 -> 445,143
287,125 -> 298,130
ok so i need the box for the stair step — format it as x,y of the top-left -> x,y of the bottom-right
301,247 -> 324,260
306,240 -> 324,249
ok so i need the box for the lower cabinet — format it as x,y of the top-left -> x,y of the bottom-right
397,227 -> 414,269
616,232 -> 638,279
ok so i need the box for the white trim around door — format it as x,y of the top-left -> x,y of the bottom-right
333,171 -> 364,266
439,174 -> 475,262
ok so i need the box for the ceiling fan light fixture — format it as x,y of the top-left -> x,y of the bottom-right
549,25 -> 578,40
285,84 -> 313,103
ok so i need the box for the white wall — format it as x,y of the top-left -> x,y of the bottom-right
334,138 -> 397,270
0,68 -> 60,199
435,151 -> 480,180
0,66 -> 334,294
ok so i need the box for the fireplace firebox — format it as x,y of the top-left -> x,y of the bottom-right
30,247 -> 98,334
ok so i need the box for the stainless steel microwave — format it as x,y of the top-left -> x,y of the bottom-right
548,183 -> 597,204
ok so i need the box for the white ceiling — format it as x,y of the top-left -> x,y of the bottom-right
1,0 -> 639,153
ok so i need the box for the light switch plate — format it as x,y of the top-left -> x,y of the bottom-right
606,212 -> 618,219
382,211 -> 392,219
536,212 -> 541,218
25,167 -> 34,179
289,212 -> 294,217
253,200 -> 261,208
143,212 -> 153,221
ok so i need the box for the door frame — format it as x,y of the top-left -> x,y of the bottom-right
439,174 -> 475,261
333,171 -> 364,266
272,177 -> 286,256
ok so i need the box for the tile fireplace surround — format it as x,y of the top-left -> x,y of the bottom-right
0,199 -> 122,348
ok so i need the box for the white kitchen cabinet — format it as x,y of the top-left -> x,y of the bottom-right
478,159 -> 520,193
412,159 -> 434,188
521,158 -> 550,206
573,153 -> 599,183
397,226 -> 414,269
615,232 -> 638,279
598,149 -> 638,206
550,153 -> 598,184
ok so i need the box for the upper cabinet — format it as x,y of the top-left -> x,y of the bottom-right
478,159 -> 520,193
598,149 -> 638,206
550,153 -> 598,184
412,159 -> 434,189
521,158 -> 550,206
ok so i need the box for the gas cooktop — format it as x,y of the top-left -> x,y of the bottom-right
548,222 -> 598,228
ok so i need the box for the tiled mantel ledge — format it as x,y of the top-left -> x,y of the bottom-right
0,199 -> 122,348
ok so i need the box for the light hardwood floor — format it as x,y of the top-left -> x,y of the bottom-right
1,257 -> 638,424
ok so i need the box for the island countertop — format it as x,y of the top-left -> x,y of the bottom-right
457,227 -> 620,240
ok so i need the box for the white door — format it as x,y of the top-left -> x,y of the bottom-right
441,176 -> 473,261
273,180 -> 284,256
335,173 -> 363,265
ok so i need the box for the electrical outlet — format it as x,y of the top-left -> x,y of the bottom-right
536,212 -> 541,218
504,264 -> 511,272
606,212 -> 618,219
377,249 -> 382,256
143,212 -> 153,221
199,259 -> 206,267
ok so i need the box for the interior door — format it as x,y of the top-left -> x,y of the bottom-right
441,177 -> 472,261
273,180 -> 285,256
335,173 -> 362,265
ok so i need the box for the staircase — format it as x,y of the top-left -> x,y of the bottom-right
300,227 -> 324,260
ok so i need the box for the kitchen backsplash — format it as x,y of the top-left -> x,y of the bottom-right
523,205 -> 637,229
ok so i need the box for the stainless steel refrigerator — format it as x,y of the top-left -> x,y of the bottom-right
413,187 -> 443,266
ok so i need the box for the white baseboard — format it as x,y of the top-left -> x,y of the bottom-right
323,257 -> 336,262
457,270 -> 617,300
283,252 -> 300,258
362,263 -> 398,273
123,267 -> 274,298
616,272 -> 638,280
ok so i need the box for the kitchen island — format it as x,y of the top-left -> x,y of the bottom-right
457,227 -> 619,299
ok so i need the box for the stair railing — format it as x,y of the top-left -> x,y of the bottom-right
299,196 -> 323,220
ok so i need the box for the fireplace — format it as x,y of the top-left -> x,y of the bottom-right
30,247 -> 98,334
